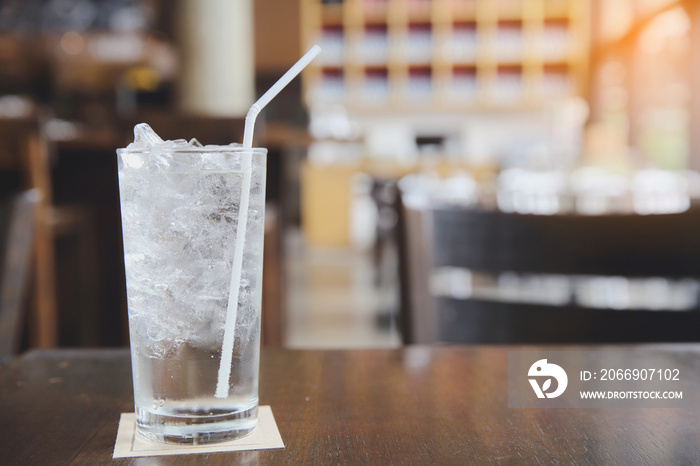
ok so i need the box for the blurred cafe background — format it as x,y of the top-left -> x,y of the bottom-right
3,0 -> 700,356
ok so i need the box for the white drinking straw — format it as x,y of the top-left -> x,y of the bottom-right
216,45 -> 322,399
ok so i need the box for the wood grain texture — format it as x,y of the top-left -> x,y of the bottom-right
3,347 -> 700,464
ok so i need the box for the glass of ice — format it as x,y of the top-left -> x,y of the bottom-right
117,124 -> 267,444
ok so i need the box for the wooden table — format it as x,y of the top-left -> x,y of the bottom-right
2,346 -> 700,464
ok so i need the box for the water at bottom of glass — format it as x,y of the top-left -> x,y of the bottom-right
135,403 -> 258,445
131,345 -> 259,445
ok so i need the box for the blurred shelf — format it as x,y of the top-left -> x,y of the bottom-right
302,0 -> 589,114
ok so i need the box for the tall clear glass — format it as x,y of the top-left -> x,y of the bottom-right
117,141 -> 267,444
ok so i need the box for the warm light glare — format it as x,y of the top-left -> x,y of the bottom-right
602,87 -> 628,112
638,7 -> 691,55
599,0 -> 635,43
600,61 -> 626,86
60,31 -> 84,56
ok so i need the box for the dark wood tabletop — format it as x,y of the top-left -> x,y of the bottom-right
2,346 -> 700,464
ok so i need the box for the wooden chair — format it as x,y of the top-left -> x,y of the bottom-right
23,134 -> 108,347
398,198 -> 700,344
0,190 -> 38,361
0,119 -> 60,348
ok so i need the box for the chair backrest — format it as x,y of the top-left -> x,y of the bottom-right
0,190 -> 38,360
398,199 -> 700,344
432,207 -> 700,278
436,207 -> 700,344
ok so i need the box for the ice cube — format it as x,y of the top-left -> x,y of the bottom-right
189,138 -> 204,147
133,123 -> 164,147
